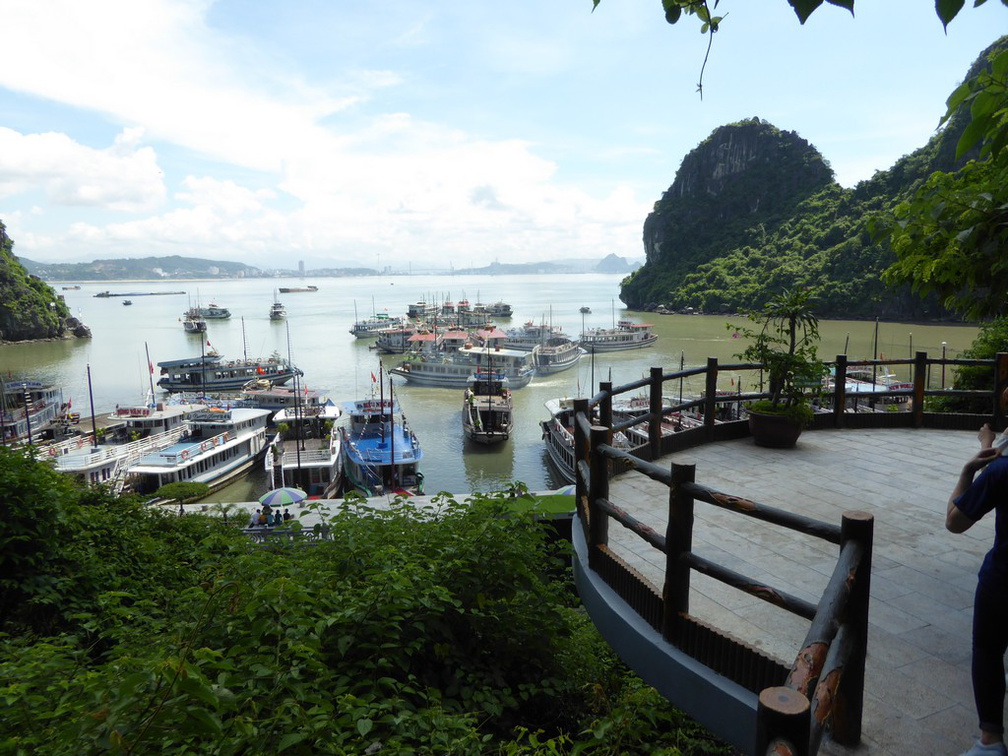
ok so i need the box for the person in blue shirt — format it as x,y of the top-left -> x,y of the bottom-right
948,388 -> 1008,756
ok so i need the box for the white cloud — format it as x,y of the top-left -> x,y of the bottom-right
0,127 -> 166,211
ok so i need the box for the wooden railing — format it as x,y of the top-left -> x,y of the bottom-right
570,351 -> 1006,755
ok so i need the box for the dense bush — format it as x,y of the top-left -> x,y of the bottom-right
0,450 -> 732,755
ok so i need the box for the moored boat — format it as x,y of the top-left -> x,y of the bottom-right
371,325 -> 419,354
126,407 -> 272,496
487,300 -> 513,318
198,302 -> 231,319
532,337 -> 585,375
45,399 -> 204,490
156,352 -> 300,393
182,308 -> 207,333
1,380 -> 66,444
504,320 -> 566,352
269,293 -> 286,320
349,311 -> 405,338
265,404 -> 343,497
390,343 -> 534,389
462,371 -> 513,445
278,285 -> 318,293
540,398 -> 631,483
579,319 -> 658,352
339,397 -> 423,497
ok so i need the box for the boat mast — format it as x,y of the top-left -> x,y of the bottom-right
86,364 -> 97,450
388,374 -> 396,491
145,341 -> 156,404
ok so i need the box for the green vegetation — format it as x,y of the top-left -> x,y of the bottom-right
154,481 -> 212,506
619,35 -> 1007,322
0,221 -> 74,341
0,448 -> 731,755
730,288 -> 826,424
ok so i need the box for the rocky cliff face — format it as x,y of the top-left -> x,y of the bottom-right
0,222 -> 87,343
641,118 -> 834,271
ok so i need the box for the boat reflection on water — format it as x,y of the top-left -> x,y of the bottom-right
461,434 -> 515,494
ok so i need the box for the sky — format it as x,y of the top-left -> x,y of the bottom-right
0,1 -> 1005,272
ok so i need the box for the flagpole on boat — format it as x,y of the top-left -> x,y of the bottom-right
144,341 -> 156,405
389,374 -> 396,491
87,363 -> 98,450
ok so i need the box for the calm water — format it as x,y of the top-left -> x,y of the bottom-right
0,274 -> 979,499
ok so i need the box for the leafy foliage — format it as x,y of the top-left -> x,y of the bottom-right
928,317 -> 1008,413
0,451 -> 732,755
731,288 -> 826,421
154,481 -> 211,505
0,221 -> 73,341
881,44 -> 1008,320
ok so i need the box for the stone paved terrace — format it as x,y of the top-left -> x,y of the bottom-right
605,426 -> 998,756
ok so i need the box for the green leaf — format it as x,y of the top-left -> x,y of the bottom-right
356,717 -> 373,736
278,732 -> 307,751
788,0 -> 824,24
936,0 -> 966,29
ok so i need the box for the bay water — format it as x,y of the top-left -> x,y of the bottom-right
0,274 -> 979,500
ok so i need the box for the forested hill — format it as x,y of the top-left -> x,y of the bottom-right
0,223 -> 84,342
619,36 -> 1006,321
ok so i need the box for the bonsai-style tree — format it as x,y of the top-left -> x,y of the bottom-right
731,288 -> 827,424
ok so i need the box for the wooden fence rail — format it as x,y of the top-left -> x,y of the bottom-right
570,350 -> 1004,755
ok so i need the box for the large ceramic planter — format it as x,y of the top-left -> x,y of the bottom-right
748,411 -> 803,448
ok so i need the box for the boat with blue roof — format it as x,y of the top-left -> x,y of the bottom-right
339,396 -> 423,497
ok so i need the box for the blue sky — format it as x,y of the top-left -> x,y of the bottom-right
1,1 -> 1005,271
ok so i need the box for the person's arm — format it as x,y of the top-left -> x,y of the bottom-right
946,447 -> 1000,533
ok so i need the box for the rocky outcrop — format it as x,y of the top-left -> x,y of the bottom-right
0,222 -> 87,343
641,118 -> 834,271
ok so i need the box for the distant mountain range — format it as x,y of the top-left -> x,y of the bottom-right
19,253 -> 642,281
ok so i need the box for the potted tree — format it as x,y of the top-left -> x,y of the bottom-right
731,288 -> 827,448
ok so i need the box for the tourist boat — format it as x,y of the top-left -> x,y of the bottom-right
349,311 -> 405,339
122,299 -> 133,306
62,285 -> 81,290
182,308 -> 207,333
269,294 -> 286,320
278,285 -> 318,293
156,351 -> 300,393
504,320 -> 567,351
45,399 -> 204,490
390,343 -> 535,389
487,301 -> 513,318
265,405 -> 343,497
197,302 -> 231,319
532,337 -> 585,375
540,398 -> 631,483
125,406 -> 272,496
462,371 -> 513,445
370,325 -> 419,354
406,300 -> 439,320
239,379 -> 338,420
1,379 -> 66,444
339,397 -> 424,497
579,319 -> 658,352
827,365 -> 913,405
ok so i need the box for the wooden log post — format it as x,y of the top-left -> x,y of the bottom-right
832,354 -> 847,428
663,462 -> 695,644
704,357 -> 719,441
649,366 -> 663,459
913,351 -> 928,428
995,352 -> 1008,429
831,510 -> 873,747
756,687 -> 810,756
573,397 -> 590,535
588,424 -> 610,553
599,381 -> 613,433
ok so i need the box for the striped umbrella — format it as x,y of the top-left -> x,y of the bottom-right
258,487 -> 308,510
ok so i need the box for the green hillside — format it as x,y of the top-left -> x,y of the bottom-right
620,37 -> 1004,321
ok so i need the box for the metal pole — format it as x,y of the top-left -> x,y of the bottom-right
941,342 -> 947,389
87,365 -> 97,449
23,382 -> 33,446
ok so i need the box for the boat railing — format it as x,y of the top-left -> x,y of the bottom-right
567,351 -> 1007,754
279,447 -> 333,465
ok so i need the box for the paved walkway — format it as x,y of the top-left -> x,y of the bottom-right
606,427 -> 998,755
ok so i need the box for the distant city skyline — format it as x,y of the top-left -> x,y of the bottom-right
0,1 -> 1005,270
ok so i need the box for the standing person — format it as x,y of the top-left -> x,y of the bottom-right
947,387 -> 1008,756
